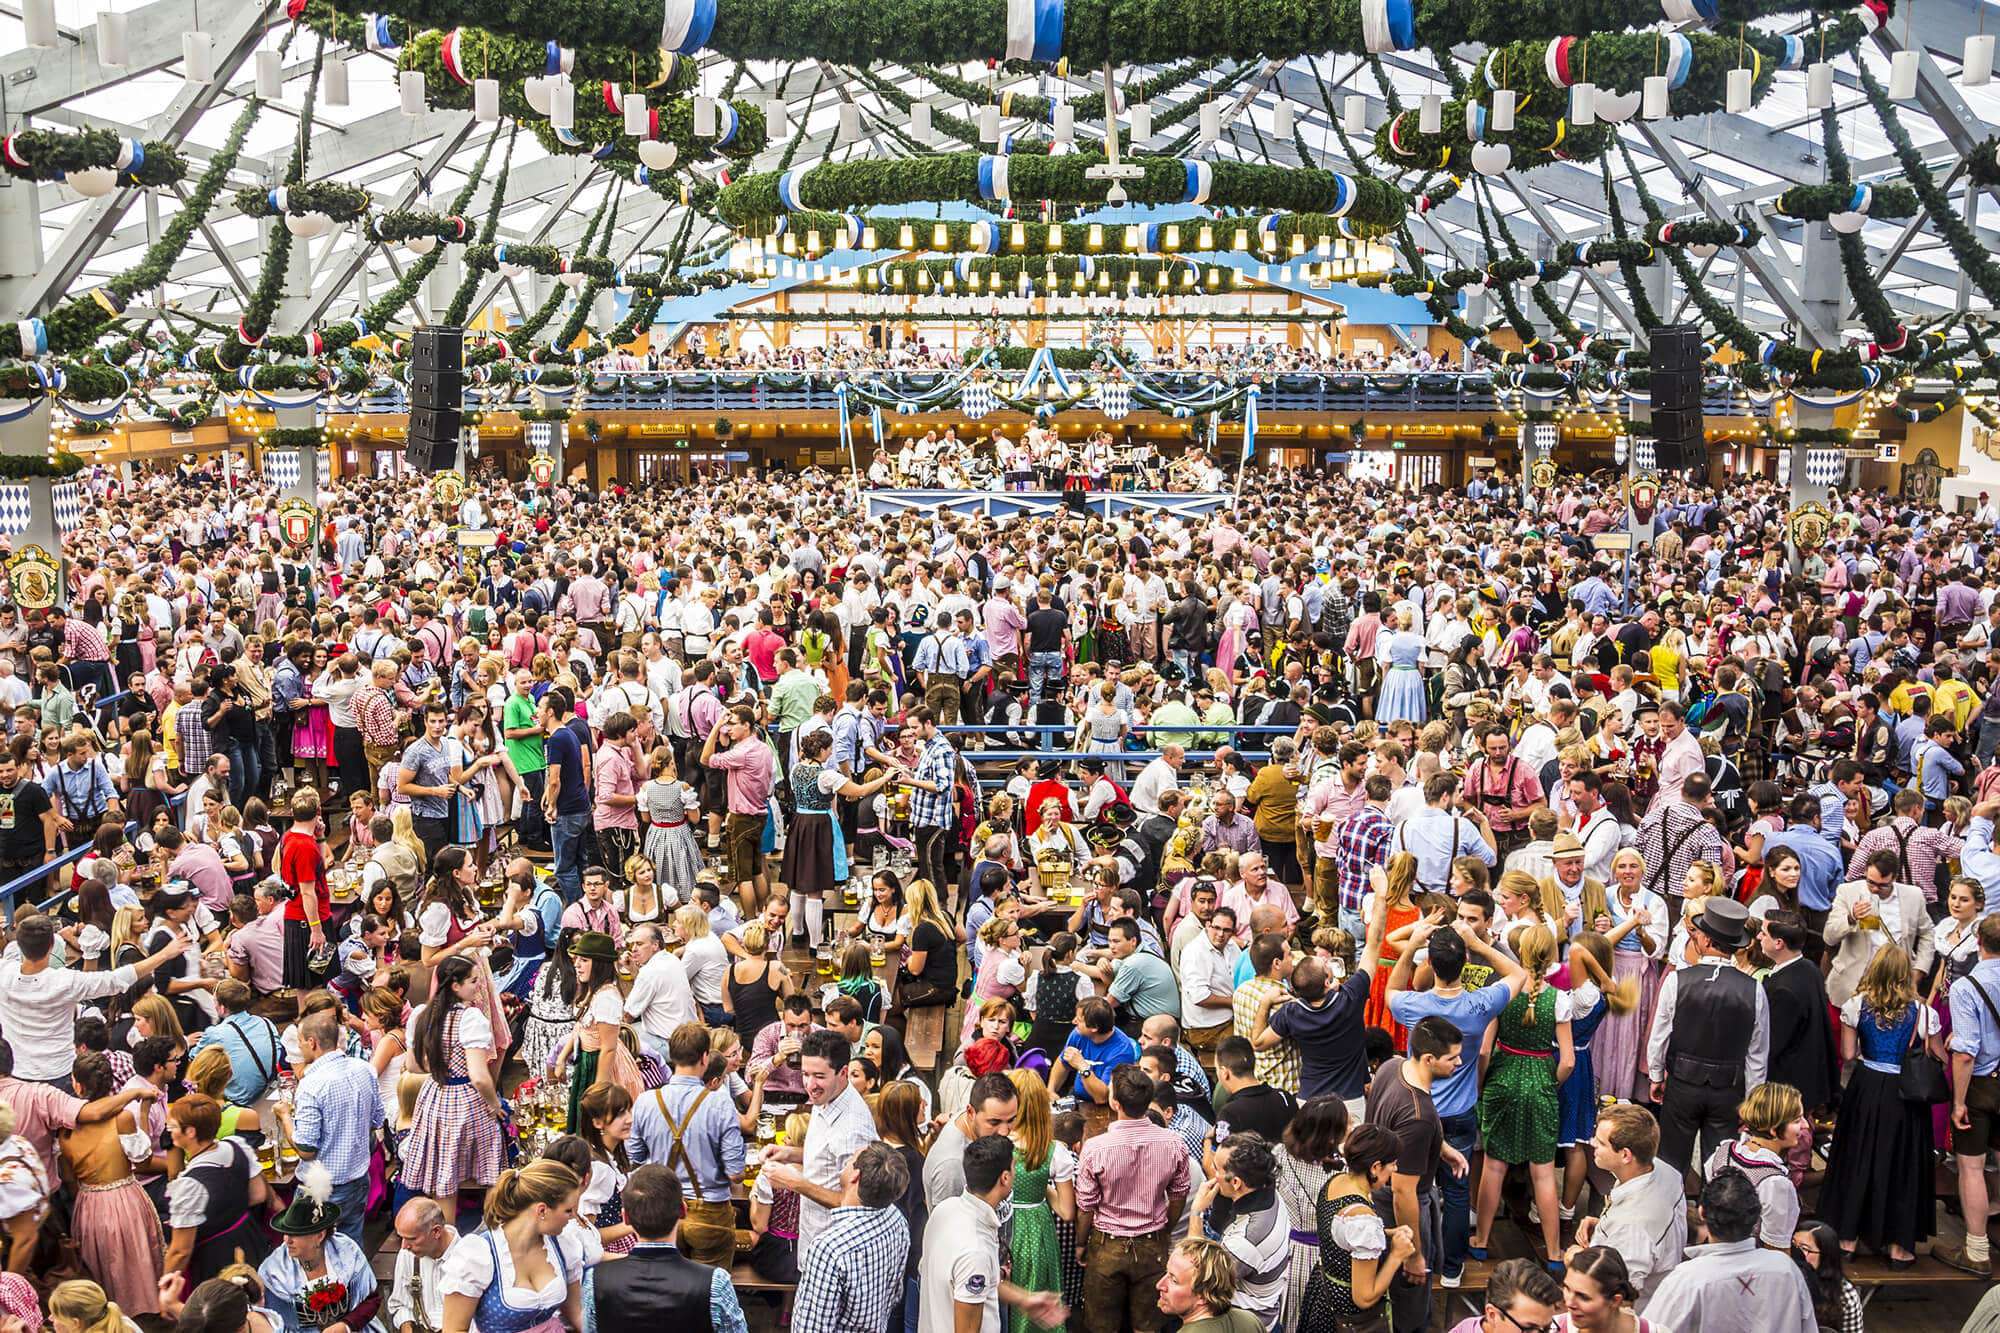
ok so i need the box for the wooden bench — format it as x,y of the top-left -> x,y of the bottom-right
729,1262 -> 797,1322
907,1003 -> 948,1071
1850,1253 -> 1986,1311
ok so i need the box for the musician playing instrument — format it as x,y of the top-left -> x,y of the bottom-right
386,1199 -> 458,1333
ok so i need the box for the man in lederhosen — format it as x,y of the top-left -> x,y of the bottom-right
1645,898 -> 1770,1171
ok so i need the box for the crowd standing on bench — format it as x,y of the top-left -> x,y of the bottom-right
2,457 -> 2000,1333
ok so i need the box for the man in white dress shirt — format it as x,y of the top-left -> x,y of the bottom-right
1645,1168 -> 1816,1333
760,1029 -> 880,1259
1568,1104 -> 1685,1308
387,1198 -> 458,1333
621,923 -> 697,1057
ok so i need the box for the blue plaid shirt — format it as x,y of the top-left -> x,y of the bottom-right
912,734 -> 958,829
792,1204 -> 911,1333
290,1050 -> 384,1185
1334,805 -> 1396,913
584,1247 -> 747,1333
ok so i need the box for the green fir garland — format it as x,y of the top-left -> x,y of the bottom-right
0,128 -> 186,188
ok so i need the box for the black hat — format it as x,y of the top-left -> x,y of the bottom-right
1692,898 -> 1749,951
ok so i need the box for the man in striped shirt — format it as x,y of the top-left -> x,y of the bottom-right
792,1143 -> 911,1333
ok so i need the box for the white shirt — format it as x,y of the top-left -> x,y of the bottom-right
1644,959 -> 1770,1087
1178,932 -> 1239,1031
1128,758 -> 1180,816
918,1193 -> 1002,1333
1590,1164 -> 1687,1306
0,959 -> 139,1079
387,1228 -> 459,1333
1644,1237 -> 1817,1333
623,949 -> 698,1047
797,1085 -> 880,1255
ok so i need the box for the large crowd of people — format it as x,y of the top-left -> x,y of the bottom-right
0,450 -> 1989,1333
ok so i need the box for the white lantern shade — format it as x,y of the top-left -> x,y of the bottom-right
1596,88 -> 1641,122
406,235 -> 437,256
1053,103 -> 1074,143
548,74 -> 573,129
1419,93 -> 1442,134
1828,210 -> 1867,234
1642,74 -> 1668,119
1806,61 -> 1833,107
96,10 -> 128,66
323,55 -> 350,106
622,92 -> 648,135
523,76 -> 552,115
637,138 -> 678,169
400,68 -> 427,116
1725,66 -> 1752,113
1200,100 -> 1222,142
766,98 -> 788,135
1128,102 -> 1152,141
1569,81 -> 1597,125
1889,48 -> 1920,99
1272,99 -> 1294,138
22,0 -> 56,48
839,102 -> 862,142
255,50 -> 283,99
182,31 -> 214,83
65,167 -> 117,198
978,104 -> 1000,142
473,77 -> 500,121
1967,33 -> 1997,86
1343,94 -> 1368,132
1490,88 -> 1516,131
1470,143 -> 1511,175
694,94 -> 716,136
910,100 -> 932,139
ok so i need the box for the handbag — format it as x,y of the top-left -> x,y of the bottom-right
1902,965 -> 1954,1104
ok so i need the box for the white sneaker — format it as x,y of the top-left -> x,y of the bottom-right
1439,1269 -> 1463,1289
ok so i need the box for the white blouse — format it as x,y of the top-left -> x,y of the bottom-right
438,1229 -> 583,1309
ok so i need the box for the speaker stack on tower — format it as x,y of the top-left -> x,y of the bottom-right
405,326 -> 464,473
1647,324 -> 1707,472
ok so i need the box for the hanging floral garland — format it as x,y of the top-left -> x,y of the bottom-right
751,210 -> 1393,259
235,181 -> 374,227
0,128 -> 186,191
1374,99 -> 1613,173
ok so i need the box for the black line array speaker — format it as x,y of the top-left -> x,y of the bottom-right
1648,323 -> 1706,472
406,326 -> 465,473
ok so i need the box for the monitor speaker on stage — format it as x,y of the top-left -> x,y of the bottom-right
1647,323 -> 1706,473
406,327 -> 465,474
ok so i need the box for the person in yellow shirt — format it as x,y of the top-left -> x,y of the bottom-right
1936,667 -> 1981,733
1888,676 -> 1934,720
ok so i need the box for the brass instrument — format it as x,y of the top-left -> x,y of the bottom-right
404,1261 -> 438,1333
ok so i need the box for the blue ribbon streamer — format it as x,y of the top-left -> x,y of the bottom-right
1031,0 -> 1063,62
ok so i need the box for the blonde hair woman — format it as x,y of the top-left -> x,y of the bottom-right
391,805 -> 428,876
1005,1069 -> 1076,1330
674,903 -> 729,1025
1701,1082 -> 1807,1251
1366,853 -> 1422,1044
438,1160 -> 587,1333
892,879 -> 962,1025
1820,944 -> 1938,1263
1472,924 -> 1575,1264
49,1282 -> 137,1333
184,1047 -> 262,1139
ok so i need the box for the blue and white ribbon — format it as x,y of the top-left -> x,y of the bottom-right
1663,33 -> 1695,88
1465,103 -> 1488,141
776,170 -> 807,211
1141,222 -> 1166,254
1360,0 -> 1415,54
659,0 -> 717,55
714,100 -> 740,147
115,139 -> 143,173
1003,0 -> 1063,62
1660,0 -> 1718,24
1777,34 -> 1806,69
267,187 -> 290,214
1241,384 -> 1260,464
843,213 -> 867,247
542,42 -> 575,75
1847,183 -> 1873,214
363,14 -> 396,49
13,320 -> 47,358
976,155 -> 1012,202
1179,160 -> 1213,205
968,221 -> 1002,255
1792,373 -> 1879,409
1324,174 -> 1356,217
61,369 -> 130,421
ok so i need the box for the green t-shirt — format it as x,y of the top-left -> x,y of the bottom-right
503,691 -> 547,774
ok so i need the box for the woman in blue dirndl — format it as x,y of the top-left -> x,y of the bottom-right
438,1160 -> 586,1333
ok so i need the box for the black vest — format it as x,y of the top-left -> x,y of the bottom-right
589,1244 -> 716,1333
1665,962 -> 1757,1089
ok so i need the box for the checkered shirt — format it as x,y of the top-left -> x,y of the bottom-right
792,1204 -> 911,1333
1333,805 -> 1396,915
912,734 -> 959,829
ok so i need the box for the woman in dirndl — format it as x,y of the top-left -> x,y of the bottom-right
639,748 -> 703,900
438,1160 -> 587,1333
446,706 -> 506,873
574,1082 -> 637,1257
416,847 -> 512,1050
1275,1099 -> 1347,1333
781,729 -> 894,950
399,956 -> 507,1225
1592,849 -> 1667,1103
551,933 -> 642,1132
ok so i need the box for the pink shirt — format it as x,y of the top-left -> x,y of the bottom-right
983,597 -> 1027,659
743,628 -> 784,683
709,738 -> 776,815
1076,1115 -> 1193,1236
0,1076 -> 81,1183
1222,879 -> 1299,942
1649,730 -> 1706,816
593,743 -> 640,831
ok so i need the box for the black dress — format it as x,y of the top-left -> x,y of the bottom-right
1025,967 -> 1081,1061
1818,1000 -> 1936,1253
1300,1187 -> 1391,1333
727,959 -> 781,1045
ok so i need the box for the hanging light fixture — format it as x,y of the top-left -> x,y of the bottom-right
96,10 -> 128,66
1419,93 -> 1442,134
523,76 -> 552,115
1725,66 -> 1751,113
979,104 -> 1001,143
1966,33 -> 1997,86
324,55 -> 350,107
1490,88 -> 1516,131
694,94 -> 717,136
1053,103 -> 1074,143
182,31 -> 215,84
1641,74 -> 1668,119
838,102 -> 861,142
1128,103 -> 1152,141
1199,101 -> 1221,143
22,0 -> 56,48
911,101 -> 932,139
1569,81 -> 1597,124
1889,47 -> 1920,98
254,50 -> 283,99
624,92 -> 649,135
547,74 -> 572,128
1272,99 -> 1295,138
400,68 -> 428,116
1342,94 -> 1368,132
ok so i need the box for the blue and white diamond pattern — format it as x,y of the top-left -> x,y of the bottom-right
961,380 -> 997,419
1097,381 -> 1132,419
1805,449 -> 1845,486
262,452 -> 333,488
0,482 -> 83,536
1635,439 -> 1656,473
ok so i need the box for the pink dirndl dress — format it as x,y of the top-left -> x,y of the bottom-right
293,688 -> 331,761
398,1007 -> 507,1196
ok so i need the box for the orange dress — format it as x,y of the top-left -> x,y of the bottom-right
1366,899 -> 1422,1051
